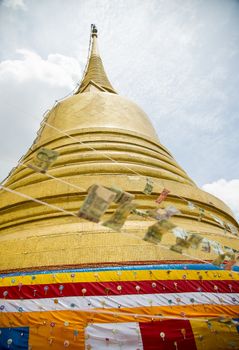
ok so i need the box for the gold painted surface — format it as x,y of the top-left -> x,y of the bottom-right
0,32 -> 238,271
76,34 -> 116,94
35,93 -> 160,144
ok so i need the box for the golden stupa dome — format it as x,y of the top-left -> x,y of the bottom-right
0,26 -> 238,272
36,91 -> 159,145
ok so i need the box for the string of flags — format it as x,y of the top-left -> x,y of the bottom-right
25,148 -> 238,268
0,181 -> 217,268
17,146 -> 239,261
0,185 -> 77,218
170,228 -> 239,268
31,135 -> 239,237
2,145 -> 239,270
76,181 -> 238,269
24,146 -> 238,238
2,180 -> 238,271
187,200 -> 238,236
17,149 -> 239,247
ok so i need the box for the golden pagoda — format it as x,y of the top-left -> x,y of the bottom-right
0,25 -> 238,350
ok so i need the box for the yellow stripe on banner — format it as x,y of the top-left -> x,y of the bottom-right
0,269 -> 238,287
191,319 -> 239,350
0,305 -> 239,350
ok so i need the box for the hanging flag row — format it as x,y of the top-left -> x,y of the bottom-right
27,147 -> 238,237
76,182 -> 239,269
26,148 -> 239,255
143,177 -> 238,237
170,227 -> 239,268
187,200 -> 238,236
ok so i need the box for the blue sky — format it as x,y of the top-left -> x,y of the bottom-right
0,0 -> 238,218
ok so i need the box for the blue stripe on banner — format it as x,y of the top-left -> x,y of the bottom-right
0,327 -> 29,350
234,318 -> 239,333
1,264 -> 237,278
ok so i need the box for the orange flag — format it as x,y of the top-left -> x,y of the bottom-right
155,188 -> 170,204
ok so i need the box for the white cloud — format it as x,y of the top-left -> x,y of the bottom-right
0,49 -> 81,88
0,49 -> 82,182
3,0 -> 27,11
202,179 -> 239,220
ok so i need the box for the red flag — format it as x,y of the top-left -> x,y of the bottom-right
155,188 -> 170,204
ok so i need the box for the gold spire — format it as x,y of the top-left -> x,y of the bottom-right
76,25 -> 117,94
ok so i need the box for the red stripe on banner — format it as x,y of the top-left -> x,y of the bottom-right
0,279 -> 237,299
139,319 -> 197,350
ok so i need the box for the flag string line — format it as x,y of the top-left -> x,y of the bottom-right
41,120 -> 238,234
38,122 -> 208,207
0,154 -> 233,244
19,161 -> 86,192
2,157 -> 239,244
38,122 -> 198,197
13,161 -> 238,241
120,229 -> 222,268
0,184 -> 238,272
0,185 -> 77,218
42,121 -> 141,176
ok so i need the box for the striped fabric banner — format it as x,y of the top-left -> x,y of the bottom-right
0,263 -> 239,349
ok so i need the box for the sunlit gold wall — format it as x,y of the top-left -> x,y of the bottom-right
0,92 -> 238,271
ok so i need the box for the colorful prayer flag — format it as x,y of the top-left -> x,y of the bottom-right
102,201 -> 136,231
144,220 -> 175,244
107,186 -> 135,204
143,178 -> 154,195
28,148 -> 58,173
78,185 -> 116,223
155,188 -> 170,204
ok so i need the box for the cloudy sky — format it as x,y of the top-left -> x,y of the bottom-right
0,0 -> 238,219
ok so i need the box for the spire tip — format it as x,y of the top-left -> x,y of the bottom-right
76,24 -> 116,94
91,24 -> 98,38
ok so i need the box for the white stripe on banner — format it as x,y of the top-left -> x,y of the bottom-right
1,292 -> 238,313
85,322 -> 144,350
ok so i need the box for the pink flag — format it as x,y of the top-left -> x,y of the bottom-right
155,188 -> 170,204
